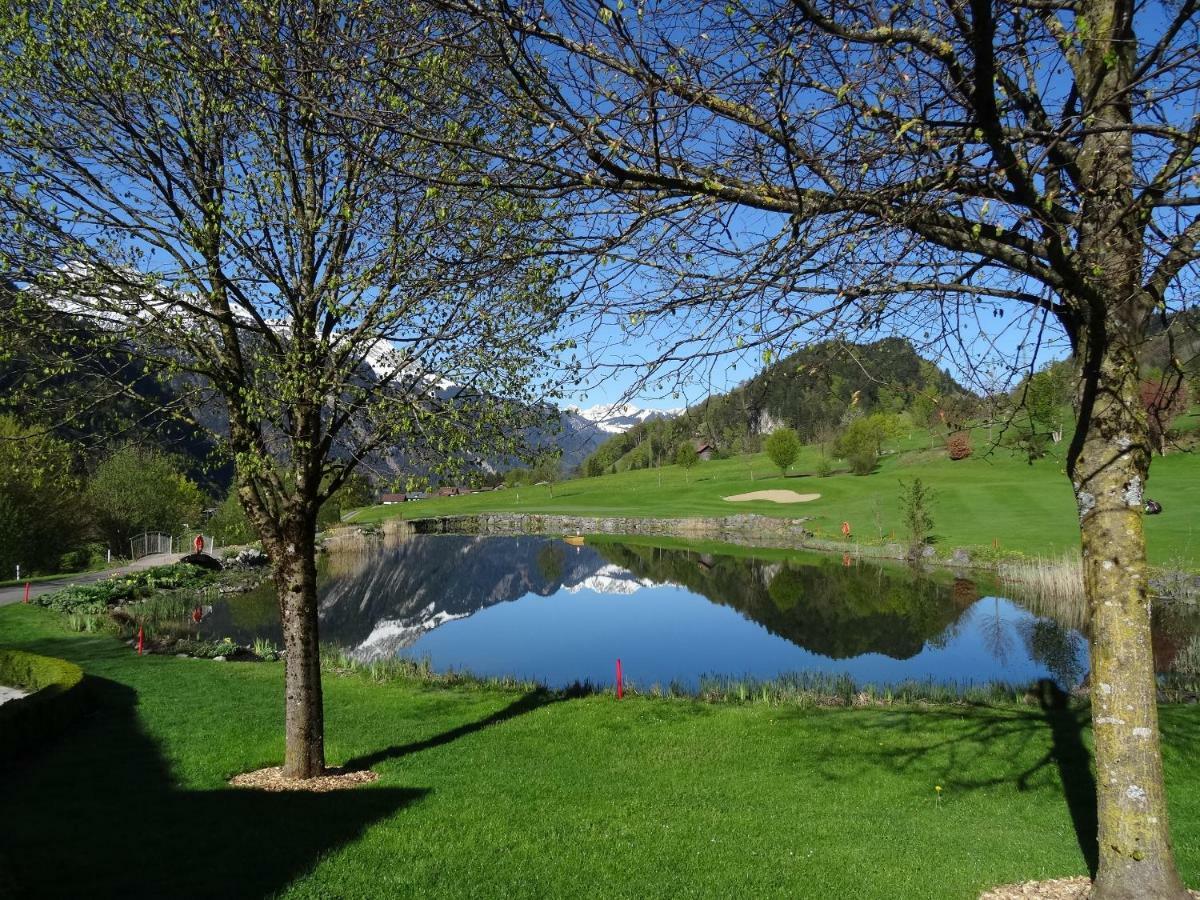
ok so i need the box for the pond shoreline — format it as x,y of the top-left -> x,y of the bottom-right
360,513 -> 1199,603
395,512 -> 986,570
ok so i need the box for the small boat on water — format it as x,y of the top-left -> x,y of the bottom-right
563,535 -> 585,547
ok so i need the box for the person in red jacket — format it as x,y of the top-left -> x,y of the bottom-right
193,534 -> 204,555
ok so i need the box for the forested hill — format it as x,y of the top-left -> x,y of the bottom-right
0,307 -> 232,492
581,338 -> 968,476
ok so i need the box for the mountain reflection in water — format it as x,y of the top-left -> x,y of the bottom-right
195,535 -> 1197,690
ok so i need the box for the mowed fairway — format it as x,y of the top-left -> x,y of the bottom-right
355,429 -> 1200,567
2,602 -> 1199,899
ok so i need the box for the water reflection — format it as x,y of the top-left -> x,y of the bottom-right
192,535 -> 1199,691
594,543 -> 970,661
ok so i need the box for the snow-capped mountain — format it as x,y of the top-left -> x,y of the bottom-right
562,564 -> 657,596
566,402 -> 683,435
314,534 -> 641,660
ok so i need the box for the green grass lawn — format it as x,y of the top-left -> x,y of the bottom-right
356,430 -> 1200,567
2,602 -> 1199,898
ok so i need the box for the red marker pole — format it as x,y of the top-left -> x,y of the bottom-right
616,658 -> 623,700
137,626 -> 144,656
23,582 -> 30,603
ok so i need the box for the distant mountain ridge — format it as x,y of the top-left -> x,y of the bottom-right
567,403 -> 683,434
0,291 -> 638,484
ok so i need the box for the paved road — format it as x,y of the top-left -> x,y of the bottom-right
0,553 -> 184,607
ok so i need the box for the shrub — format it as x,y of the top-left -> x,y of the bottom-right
835,413 -> 901,472
1141,376 -> 1190,455
947,431 -> 972,460
0,650 -> 87,760
952,578 -> 979,606
764,427 -> 801,475
172,638 -> 239,659
848,451 -> 877,476
57,542 -> 110,573
36,563 -> 217,612
1007,427 -> 1051,463
899,477 -> 936,551
675,442 -> 699,482
815,456 -> 834,477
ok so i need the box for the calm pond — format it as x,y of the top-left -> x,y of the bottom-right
197,535 -> 1199,691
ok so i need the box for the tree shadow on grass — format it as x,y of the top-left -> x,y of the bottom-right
1022,681 -> 1099,877
0,674 -> 425,899
806,683 -> 1102,875
344,685 -> 575,772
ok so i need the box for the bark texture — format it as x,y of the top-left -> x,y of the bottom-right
1068,2 -> 1189,893
1072,327 -> 1188,900
272,526 -> 325,780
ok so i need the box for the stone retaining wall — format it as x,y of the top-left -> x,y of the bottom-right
404,512 -> 827,551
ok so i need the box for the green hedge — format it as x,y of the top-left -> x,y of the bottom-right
0,650 -> 87,761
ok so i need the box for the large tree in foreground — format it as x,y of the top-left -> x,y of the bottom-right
419,0 -> 1199,895
0,0 -> 562,778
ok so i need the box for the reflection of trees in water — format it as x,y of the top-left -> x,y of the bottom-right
229,583 -> 280,632
979,598 -> 1014,667
536,544 -> 566,585
1016,588 -> 1200,677
324,544 -> 378,579
593,543 -> 965,660
1019,618 -> 1086,689
1018,588 -> 1089,634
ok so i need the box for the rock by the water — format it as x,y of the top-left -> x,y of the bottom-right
225,548 -> 269,570
181,552 -> 223,571
950,548 -> 971,567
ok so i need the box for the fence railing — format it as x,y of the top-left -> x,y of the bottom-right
130,532 -> 173,560
129,532 -> 219,561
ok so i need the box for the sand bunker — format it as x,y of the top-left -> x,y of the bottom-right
723,490 -> 821,504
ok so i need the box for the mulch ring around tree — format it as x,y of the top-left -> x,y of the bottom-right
980,877 -> 1200,899
229,766 -> 379,792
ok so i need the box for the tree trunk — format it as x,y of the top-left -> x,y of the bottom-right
273,526 -> 325,779
1072,331 -> 1188,900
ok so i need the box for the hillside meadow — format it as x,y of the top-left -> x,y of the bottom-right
354,427 -> 1200,568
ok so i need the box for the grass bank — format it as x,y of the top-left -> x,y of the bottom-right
2,602 -> 1198,898
356,432 -> 1200,568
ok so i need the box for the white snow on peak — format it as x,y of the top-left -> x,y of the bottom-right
568,403 -> 683,434
348,606 -> 467,661
564,564 -> 655,596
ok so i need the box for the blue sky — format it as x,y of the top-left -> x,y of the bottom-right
555,271 -> 1075,411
